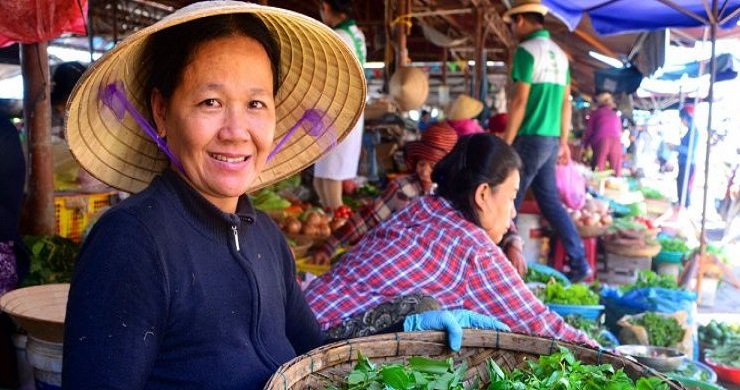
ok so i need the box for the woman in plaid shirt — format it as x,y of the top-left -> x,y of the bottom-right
310,123 -> 527,276
304,133 -> 594,346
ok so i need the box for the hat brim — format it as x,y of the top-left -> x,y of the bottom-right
502,4 -> 549,23
448,98 -> 484,121
405,141 -> 448,170
66,1 -> 366,194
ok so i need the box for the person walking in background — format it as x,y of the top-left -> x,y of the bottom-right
676,105 -> 699,208
313,0 -> 367,210
501,0 -> 590,282
582,92 -> 623,176
446,94 -> 485,137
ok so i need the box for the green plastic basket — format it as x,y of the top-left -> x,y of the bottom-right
654,250 -> 684,264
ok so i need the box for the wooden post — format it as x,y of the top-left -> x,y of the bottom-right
21,42 -> 55,235
441,48 -> 448,85
394,0 -> 409,67
474,7 -> 486,101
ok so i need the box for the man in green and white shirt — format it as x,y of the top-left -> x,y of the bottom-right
502,1 -> 590,283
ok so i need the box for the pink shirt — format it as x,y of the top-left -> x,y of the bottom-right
448,119 -> 484,137
583,105 -> 621,147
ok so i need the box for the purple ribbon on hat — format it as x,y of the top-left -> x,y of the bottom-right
266,109 -> 336,162
100,81 -> 186,175
101,81 -> 339,175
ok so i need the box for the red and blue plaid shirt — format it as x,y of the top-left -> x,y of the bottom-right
316,174 -> 521,259
304,195 -> 593,345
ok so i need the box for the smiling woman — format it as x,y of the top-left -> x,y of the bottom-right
61,2 -> 366,389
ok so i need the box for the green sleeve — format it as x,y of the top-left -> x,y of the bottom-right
566,66 -> 571,86
511,47 -> 534,84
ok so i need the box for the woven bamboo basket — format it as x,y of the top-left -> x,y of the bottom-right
0,283 -> 69,343
577,224 -> 609,237
264,331 -> 685,389
604,241 -> 662,257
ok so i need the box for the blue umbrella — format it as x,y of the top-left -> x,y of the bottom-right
659,52 -> 738,81
543,1 -> 740,36
542,0 -> 740,256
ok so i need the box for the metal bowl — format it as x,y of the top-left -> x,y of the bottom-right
616,345 -> 687,372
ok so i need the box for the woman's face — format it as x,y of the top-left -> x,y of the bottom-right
416,159 -> 435,189
152,35 -> 276,212
476,169 -> 520,243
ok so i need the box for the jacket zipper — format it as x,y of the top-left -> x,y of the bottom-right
231,225 -> 240,251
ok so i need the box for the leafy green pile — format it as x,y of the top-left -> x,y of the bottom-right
539,281 -> 600,306
667,360 -> 712,381
657,237 -> 689,253
524,267 -> 568,285
619,270 -> 681,293
22,235 -> 79,286
633,313 -> 685,348
563,315 -> 617,348
487,347 -> 669,390
328,352 -> 473,390
705,339 -> 740,367
639,187 -> 666,200
330,348 -> 670,390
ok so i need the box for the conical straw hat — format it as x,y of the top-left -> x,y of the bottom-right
447,94 -> 484,120
0,284 -> 69,343
502,0 -> 549,23
65,1 -> 367,194
389,67 -> 429,111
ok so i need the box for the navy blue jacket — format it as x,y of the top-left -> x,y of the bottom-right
63,169 -> 323,389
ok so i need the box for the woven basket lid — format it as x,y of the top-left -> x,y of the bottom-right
65,1 -> 366,194
0,284 -> 69,343
389,67 -> 429,111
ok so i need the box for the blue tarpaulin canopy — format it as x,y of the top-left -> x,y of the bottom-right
543,0 -> 740,35
659,52 -> 739,81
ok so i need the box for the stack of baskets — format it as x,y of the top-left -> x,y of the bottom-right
264,331 -> 684,389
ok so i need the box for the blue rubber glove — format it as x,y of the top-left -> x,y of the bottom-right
403,309 -> 510,351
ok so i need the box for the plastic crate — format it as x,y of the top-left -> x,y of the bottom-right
597,252 -> 652,286
54,191 -> 118,243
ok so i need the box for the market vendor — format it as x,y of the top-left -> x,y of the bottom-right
304,133 -> 595,346
62,2 -> 508,388
446,93 -> 486,136
582,92 -> 623,176
309,122 -> 527,276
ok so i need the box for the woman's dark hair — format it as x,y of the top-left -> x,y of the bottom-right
432,133 -> 522,226
323,0 -> 354,15
51,62 -> 87,106
143,13 -> 280,116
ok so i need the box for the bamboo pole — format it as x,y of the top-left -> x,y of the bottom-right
21,42 -> 55,235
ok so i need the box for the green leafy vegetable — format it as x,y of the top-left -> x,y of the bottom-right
21,235 -> 79,287
705,339 -> 740,368
332,348 -> 670,389
657,238 -> 689,253
539,280 -> 600,305
633,312 -> 685,348
619,270 -> 681,293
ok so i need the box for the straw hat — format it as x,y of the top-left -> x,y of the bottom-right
65,1 -> 366,194
0,284 -> 69,343
405,122 -> 458,170
389,67 -> 429,111
595,92 -> 615,107
502,0 -> 549,23
447,94 -> 484,121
